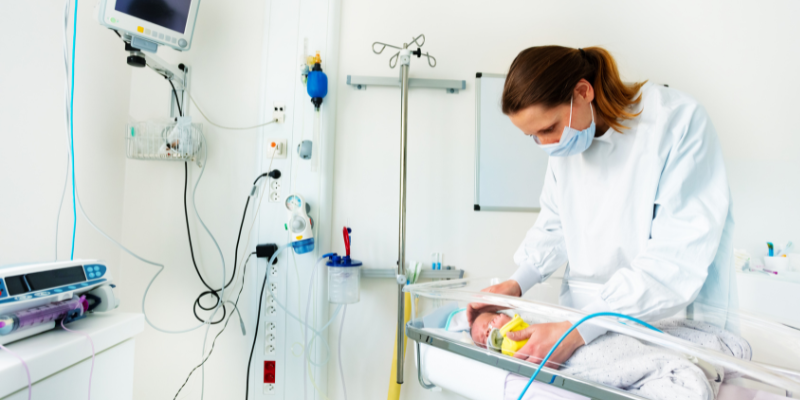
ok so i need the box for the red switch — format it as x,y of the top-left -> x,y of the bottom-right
264,361 -> 276,384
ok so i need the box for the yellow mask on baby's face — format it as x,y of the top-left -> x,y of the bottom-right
498,314 -> 529,356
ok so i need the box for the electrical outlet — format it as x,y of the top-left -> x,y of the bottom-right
266,296 -> 275,306
265,344 -> 276,355
268,174 -> 281,203
267,306 -> 276,315
270,266 -> 278,276
263,384 -> 276,395
265,139 -> 287,159
266,333 -> 275,342
273,102 -> 285,123
266,322 -> 276,332
264,361 -> 276,387
270,283 -> 278,293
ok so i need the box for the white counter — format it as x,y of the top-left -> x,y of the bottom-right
0,312 -> 144,399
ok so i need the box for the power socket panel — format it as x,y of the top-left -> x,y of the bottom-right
268,176 -> 282,203
263,384 -> 276,395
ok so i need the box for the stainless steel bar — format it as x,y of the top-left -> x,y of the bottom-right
396,50 -> 411,385
415,341 -> 437,389
406,322 -> 647,400
346,75 -> 465,91
361,268 -> 464,279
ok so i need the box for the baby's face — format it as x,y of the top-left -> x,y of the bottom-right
471,312 -> 513,346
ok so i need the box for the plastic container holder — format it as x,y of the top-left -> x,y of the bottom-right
327,255 -> 361,304
764,256 -> 790,273
125,119 -> 203,161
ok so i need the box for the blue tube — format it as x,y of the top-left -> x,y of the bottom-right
69,0 -> 78,260
516,312 -> 662,400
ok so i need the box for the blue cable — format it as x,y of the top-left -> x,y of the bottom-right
69,0 -> 78,260
516,312 -> 662,400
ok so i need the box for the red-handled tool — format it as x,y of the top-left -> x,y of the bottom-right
342,226 -> 351,257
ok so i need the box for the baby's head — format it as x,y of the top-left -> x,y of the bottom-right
471,311 -> 512,346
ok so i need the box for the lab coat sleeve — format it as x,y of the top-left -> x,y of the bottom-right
511,162 -> 569,294
577,103 -> 730,344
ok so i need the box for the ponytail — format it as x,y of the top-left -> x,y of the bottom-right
502,46 -> 645,132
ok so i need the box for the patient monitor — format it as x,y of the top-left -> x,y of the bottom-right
97,0 -> 201,52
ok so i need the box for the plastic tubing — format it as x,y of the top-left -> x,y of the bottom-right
264,255 -> 337,355
61,319 -> 95,400
303,256 -> 330,400
73,131 -> 225,334
0,344 -> 31,400
516,313 -> 661,400
55,0 -> 72,261
68,0 -> 78,260
338,305 -> 348,400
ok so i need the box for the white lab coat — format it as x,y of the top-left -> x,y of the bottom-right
510,82 -> 738,343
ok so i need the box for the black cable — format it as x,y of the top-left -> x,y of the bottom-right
185,161 -> 226,324
246,254 -> 271,400
173,252 -> 256,400
168,78 -> 183,117
185,165 -> 281,325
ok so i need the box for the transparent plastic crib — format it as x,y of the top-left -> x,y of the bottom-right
404,277 -> 800,400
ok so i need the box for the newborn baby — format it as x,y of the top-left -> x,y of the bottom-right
470,311 -> 512,346
470,311 -> 531,357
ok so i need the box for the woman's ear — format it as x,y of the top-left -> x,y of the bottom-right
574,79 -> 595,103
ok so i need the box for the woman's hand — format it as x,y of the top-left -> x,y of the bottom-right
466,280 -> 522,325
505,321 -> 584,369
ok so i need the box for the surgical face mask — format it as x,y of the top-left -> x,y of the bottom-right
535,96 -> 595,157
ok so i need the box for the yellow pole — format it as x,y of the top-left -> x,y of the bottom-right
387,292 -> 413,400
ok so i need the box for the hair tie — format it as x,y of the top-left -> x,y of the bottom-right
578,48 -> 586,58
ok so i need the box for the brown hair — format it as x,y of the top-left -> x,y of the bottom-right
502,46 -> 645,132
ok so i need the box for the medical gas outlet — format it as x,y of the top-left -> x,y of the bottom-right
265,139 -> 287,159
285,194 -> 314,254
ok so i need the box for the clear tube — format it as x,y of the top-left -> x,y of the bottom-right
264,256 -> 336,354
55,0 -> 72,261
61,319 -> 95,400
311,110 -> 321,172
189,93 -> 277,131
338,305 -> 348,400
73,130 -> 225,334
0,343 -> 31,400
303,257 -> 326,400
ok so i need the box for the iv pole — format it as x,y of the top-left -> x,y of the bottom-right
372,34 -> 437,385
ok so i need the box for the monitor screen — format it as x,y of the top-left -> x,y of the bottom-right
26,266 -> 87,292
5,276 -> 29,296
115,0 -> 193,33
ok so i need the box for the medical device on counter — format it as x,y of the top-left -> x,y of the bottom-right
285,194 -> 315,254
96,0 -> 200,52
0,260 -> 119,345
97,0 -> 204,162
327,227 -> 362,304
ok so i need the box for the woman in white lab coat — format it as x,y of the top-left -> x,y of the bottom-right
467,46 -> 737,368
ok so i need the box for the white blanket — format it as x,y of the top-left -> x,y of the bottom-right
504,319 -> 752,400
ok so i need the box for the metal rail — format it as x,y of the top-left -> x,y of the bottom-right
406,322 -> 649,400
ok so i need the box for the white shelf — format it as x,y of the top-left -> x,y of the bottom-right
0,312 -> 144,397
361,268 -> 464,280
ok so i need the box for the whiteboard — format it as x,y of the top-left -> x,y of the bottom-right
474,73 -> 549,212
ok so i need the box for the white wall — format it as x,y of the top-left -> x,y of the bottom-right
328,0 -> 800,399
5,1 -> 800,399
115,0 -> 270,399
0,2 -> 130,281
